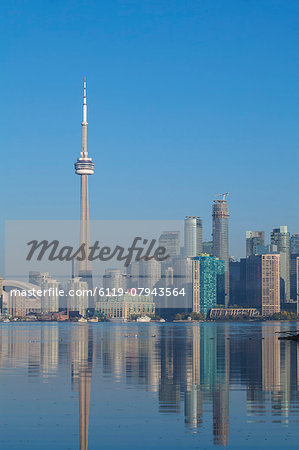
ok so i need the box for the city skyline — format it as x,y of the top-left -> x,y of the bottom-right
2,2 -> 299,449
2,76 -> 297,319
2,1 -> 299,269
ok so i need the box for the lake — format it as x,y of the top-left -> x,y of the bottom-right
0,322 -> 298,449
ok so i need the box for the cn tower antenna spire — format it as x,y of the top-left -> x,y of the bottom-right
81,77 -> 88,158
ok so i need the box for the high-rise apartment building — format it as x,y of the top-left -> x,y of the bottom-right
67,277 -> 89,316
202,241 -> 213,255
212,194 -> 229,306
246,253 -> 280,316
126,262 -> 140,289
158,231 -> 180,257
290,234 -> 299,254
270,226 -> 290,301
29,271 -> 43,286
0,276 -> 3,312
172,257 -> 193,310
103,268 -> 127,291
229,259 -> 246,306
164,267 -> 174,286
290,254 -> 299,302
139,259 -> 161,290
191,255 -> 225,316
28,272 -> 60,313
254,244 -> 278,255
246,231 -> 265,257
40,275 -> 60,313
184,216 -> 202,257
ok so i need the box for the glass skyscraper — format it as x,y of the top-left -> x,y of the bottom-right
212,196 -> 229,306
184,216 -> 202,257
246,231 -> 265,257
202,240 -> 213,255
192,255 -> 225,316
290,234 -> 299,254
158,231 -> 180,257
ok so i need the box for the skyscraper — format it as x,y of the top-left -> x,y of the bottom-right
191,255 -> 225,316
270,226 -> 290,301
184,216 -> 202,257
202,241 -> 213,255
126,262 -> 140,289
229,259 -> 246,306
158,231 -> 180,257
28,272 -> 60,313
246,253 -> 280,316
290,234 -> 299,254
67,277 -> 89,316
139,259 -> 162,289
0,276 -> 3,312
103,268 -> 127,291
290,254 -> 299,301
212,194 -> 229,306
40,275 -> 60,313
246,231 -> 265,257
75,79 -> 94,290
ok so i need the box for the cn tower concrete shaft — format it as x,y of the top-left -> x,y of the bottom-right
74,79 -> 94,288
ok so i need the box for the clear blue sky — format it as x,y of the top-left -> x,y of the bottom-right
2,0 -> 299,266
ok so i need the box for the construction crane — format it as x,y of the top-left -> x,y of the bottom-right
215,192 -> 229,201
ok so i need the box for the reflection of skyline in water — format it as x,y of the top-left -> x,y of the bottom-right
1,323 -> 299,448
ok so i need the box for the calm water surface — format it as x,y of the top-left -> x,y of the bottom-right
0,322 -> 299,449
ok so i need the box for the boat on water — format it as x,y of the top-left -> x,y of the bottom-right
1,318 -> 10,323
136,315 -> 151,323
278,333 -> 299,341
277,330 -> 299,341
78,317 -> 88,323
88,317 -> 99,323
108,317 -> 128,323
159,318 -> 166,323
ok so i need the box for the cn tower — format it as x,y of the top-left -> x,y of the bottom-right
75,78 -> 94,289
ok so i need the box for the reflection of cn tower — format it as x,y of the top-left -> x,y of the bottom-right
75,79 -> 94,289
71,325 -> 93,450
213,328 -> 230,446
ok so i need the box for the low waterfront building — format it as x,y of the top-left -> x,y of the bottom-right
8,290 -> 41,318
209,307 -> 260,319
2,280 -> 42,317
96,293 -> 155,319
